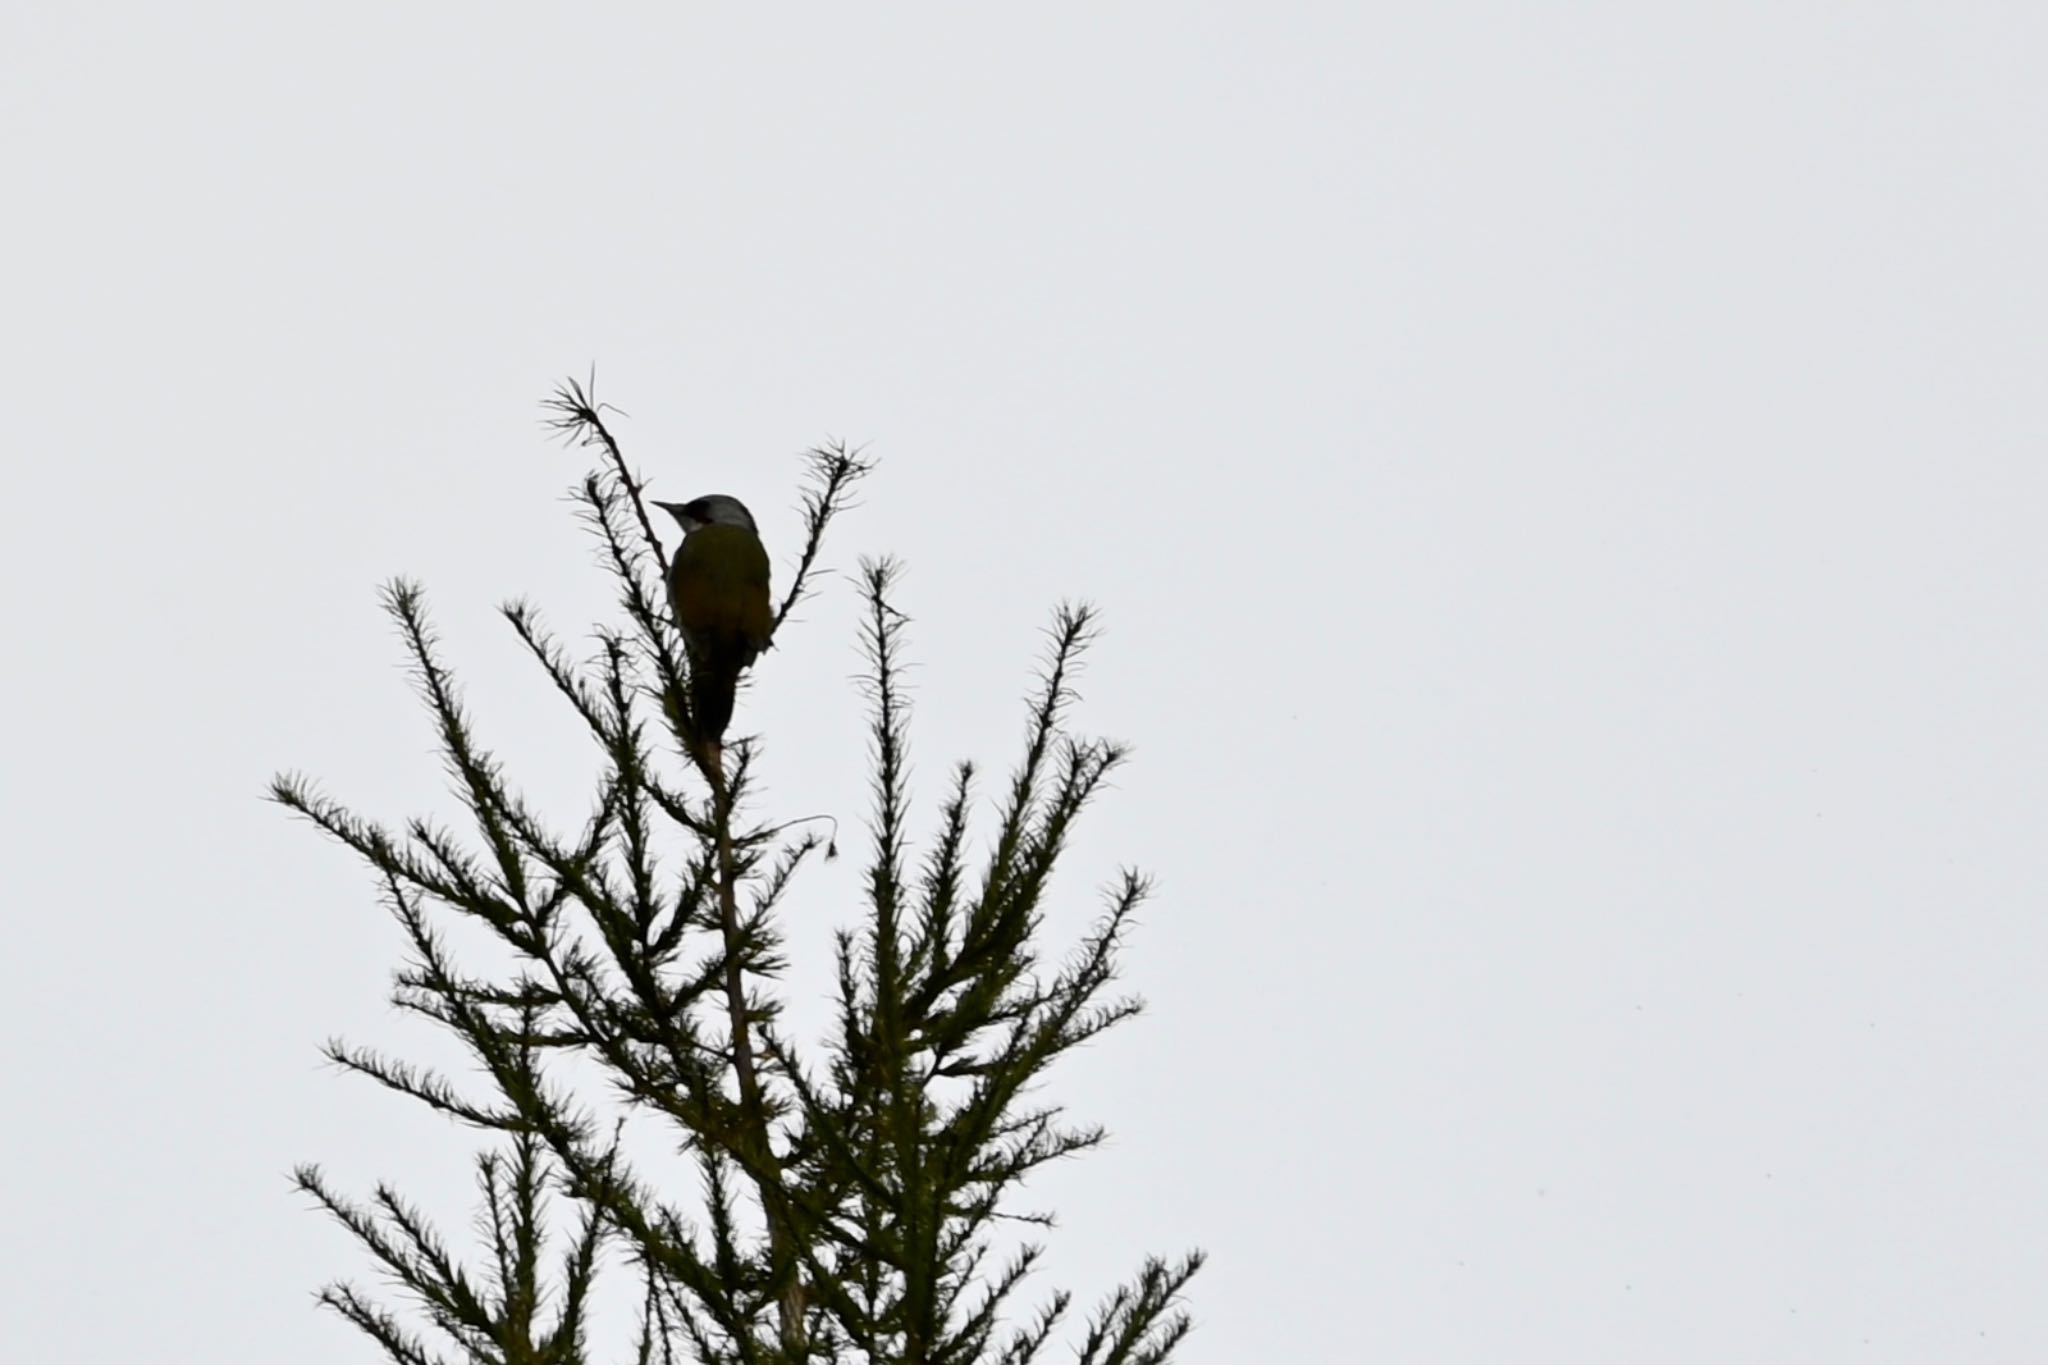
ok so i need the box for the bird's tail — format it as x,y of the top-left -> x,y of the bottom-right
689,651 -> 740,754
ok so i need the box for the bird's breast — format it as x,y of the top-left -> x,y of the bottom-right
669,524 -> 773,650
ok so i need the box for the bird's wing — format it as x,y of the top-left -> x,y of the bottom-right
670,524 -> 774,655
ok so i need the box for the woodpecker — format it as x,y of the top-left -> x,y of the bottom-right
652,495 -> 772,765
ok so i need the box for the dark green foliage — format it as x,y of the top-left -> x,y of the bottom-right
276,378 -> 1202,1364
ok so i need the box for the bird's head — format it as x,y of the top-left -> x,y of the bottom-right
653,494 -> 758,537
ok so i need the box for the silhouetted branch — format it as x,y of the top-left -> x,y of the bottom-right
774,440 -> 875,633
542,369 -> 669,574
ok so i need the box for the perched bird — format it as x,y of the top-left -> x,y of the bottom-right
652,494 -> 773,762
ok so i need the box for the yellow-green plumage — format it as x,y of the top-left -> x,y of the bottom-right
667,521 -> 773,749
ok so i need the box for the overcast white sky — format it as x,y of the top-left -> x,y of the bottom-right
5,4 -> 2046,1361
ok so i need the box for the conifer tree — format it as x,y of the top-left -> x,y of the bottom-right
274,378 -> 1203,1365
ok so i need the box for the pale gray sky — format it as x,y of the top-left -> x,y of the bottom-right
5,4 -> 2046,1361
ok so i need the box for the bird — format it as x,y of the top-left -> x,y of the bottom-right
652,494 -> 773,766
